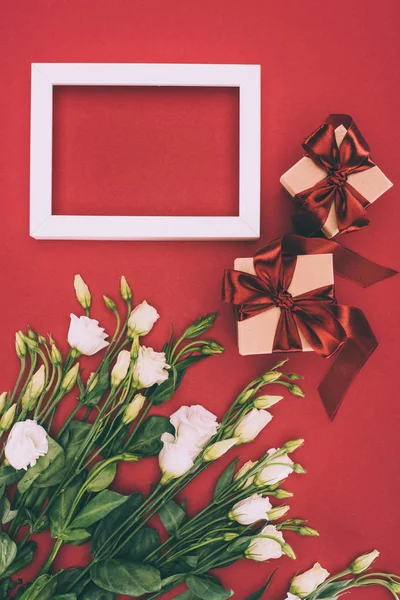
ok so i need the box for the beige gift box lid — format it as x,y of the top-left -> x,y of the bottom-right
234,253 -> 334,356
280,124 -> 393,238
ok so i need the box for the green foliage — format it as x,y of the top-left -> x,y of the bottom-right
91,493 -> 142,556
17,574 -> 58,600
49,473 -> 86,539
61,528 -> 91,545
80,583 -> 114,600
86,462 -> 117,493
0,465 -> 21,487
55,568 -> 88,596
0,496 -> 18,524
91,559 -> 161,595
79,359 -> 110,407
0,533 -> 17,576
181,313 -> 218,339
213,458 -> 239,499
244,570 -> 276,600
59,421 -> 92,463
17,437 -> 65,493
70,490 -> 128,530
159,498 -> 186,535
1,541 -> 36,578
127,416 -> 174,456
118,527 -> 160,562
314,580 -> 352,598
186,574 -> 232,600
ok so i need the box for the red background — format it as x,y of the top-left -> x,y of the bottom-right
1,1 -> 400,598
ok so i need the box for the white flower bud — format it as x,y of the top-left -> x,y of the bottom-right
86,372 -> 98,392
267,505 -> 290,521
349,550 -> 380,574
22,365 -> 46,410
203,438 -> 238,462
254,395 -> 283,409
245,524 -> 285,561
128,301 -> 159,337
111,350 -> 131,387
123,393 -> 146,424
50,343 -> 62,366
234,460 -> 257,488
290,563 -> 330,598
0,404 -> 16,431
15,331 -> 27,359
229,494 -> 272,525
74,274 -> 91,310
261,371 -> 282,383
0,392 -> 7,414
120,276 -> 133,301
61,363 -> 80,392
234,409 -> 273,444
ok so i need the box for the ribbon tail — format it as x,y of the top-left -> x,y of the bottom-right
318,306 -> 377,420
281,234 -> 398,287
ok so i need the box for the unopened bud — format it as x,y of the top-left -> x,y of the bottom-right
283,439 -> 304,453
285,373 -> 303,380
15,331 -> 27,359
237,388 -> 255,405
123,393 -> 146,424
299,526 -> 319,537
120,276 -> 133,302
282,543 -> 296,560
201,341 -> 224,355
223,533 -> 239,541
86,372 -> 98,392
50,343 -> 62,366
22,365 -> 46,409
111,350 -> 131,387
254,395 -> 283,409
23,334 -> 38,351
261,371 -> 282,384
293,464 -> 307,474
27,327 -> 37,340
275,489 -> 293,499
0,392 -> 7,414
61,363 -> 80,392
103,295 -> 117,312
203,438 -> 238,462
130,337 -> 140,360
268,505 -> 290,521
74,274 -> 91,310
349,550 -> 380,574
289,384 -> 305,398
0,404 -> 16,431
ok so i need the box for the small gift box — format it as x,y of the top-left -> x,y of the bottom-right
223,235 -> 382,419
233,253 -> 334,355
280,114 -> 393,238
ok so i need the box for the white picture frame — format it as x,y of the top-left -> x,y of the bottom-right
30,63 -> 261,241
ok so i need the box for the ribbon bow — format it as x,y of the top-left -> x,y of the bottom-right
223,235 -> 381,420
292,114 -> 375,237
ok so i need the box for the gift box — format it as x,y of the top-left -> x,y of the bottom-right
234,253 -> 334,355
280,115 -> 393,238
223,235 -> 381,419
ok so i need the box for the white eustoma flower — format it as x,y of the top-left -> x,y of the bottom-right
128,301 -> 160,337
290,563 -> 330,598
5,420 -> 48,470
170,405 -> 219,458
132,346 -> 169,388
256,448 -> 294,486
229,493 -> 272,525
203,438 -> 238,461
234,408 -> 273,444
158,432 -> 194,484
68,314 -> 109,356
245,524 -> 285,562
111,350 -> 131,386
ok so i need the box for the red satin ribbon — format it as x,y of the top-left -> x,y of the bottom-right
223,235 -> 380,420
292,114 -> 375,236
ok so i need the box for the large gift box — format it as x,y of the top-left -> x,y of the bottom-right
280,115 -> 393,238
234,253 -> 333,355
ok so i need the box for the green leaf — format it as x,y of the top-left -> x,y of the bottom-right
53,595 -> 77,600
62,528 -> 91,545
127,416 -> 175,456
80,583 -> 114,600
24,485 -> 50,514
91,559 -> 161,595
91,493 -> 142,557
314,580 -> 352,598
0,496 -> 18,524
159,498 -> 186,535
181,313 -> 218,339
1,541 -> 36,578
59,421 -> 92,463
0,533 -> 17,576
49,473 -> 86,538
17,436 -> 65,493
86,461 -> 117,493
173,591 -> 200,600
0,465 -> 21,487
244,569 -> 276,600
0,579 -> 12,600
186,575 -> 232,600
118,527 -> 160,562
147,367 -> 178,405
55,568 -> 88,595
17,574 -> 58,600
213,458 -> 239,499
70,490 -> 128,530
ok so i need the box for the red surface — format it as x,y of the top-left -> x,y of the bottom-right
0,1 -> 400,599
